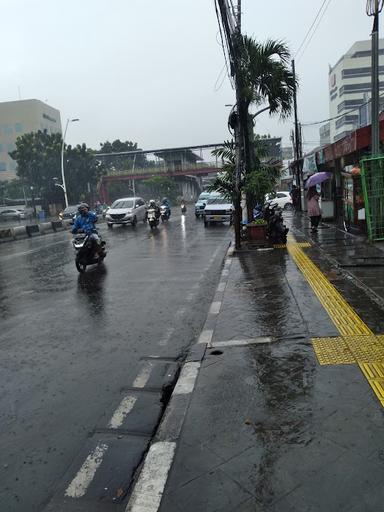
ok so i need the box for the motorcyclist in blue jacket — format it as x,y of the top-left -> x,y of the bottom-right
160,197 -> 171,216
72,203 -> 102,251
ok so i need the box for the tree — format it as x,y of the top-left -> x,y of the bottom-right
65,144 -> 106,204
209,139 -> 281,214
235,36 -> 296,217
99,140 -> 147,171
140,176 -> 179,203
10,130 -> 106,208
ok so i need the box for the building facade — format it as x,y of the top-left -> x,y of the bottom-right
328,39 -> 384,142
0,99 -> 62,181
319,122 -> 331,146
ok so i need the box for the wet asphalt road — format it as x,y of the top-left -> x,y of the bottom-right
0,211 -> 230,511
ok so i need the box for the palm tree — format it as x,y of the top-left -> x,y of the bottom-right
235,36 -> 296,220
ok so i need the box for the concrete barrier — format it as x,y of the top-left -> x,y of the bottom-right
51,220 -> 64,231
0,228 -> 14,242
39,222 -> 54,234
12,226 -> 29,240
25,224 -> 41,237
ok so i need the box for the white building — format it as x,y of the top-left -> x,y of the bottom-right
0,99 -> 62,181
328,39 -> 384,142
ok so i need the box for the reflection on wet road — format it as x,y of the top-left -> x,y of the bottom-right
0,212 -> 230,512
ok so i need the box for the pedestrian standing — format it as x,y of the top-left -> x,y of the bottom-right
307,186 -> 321,232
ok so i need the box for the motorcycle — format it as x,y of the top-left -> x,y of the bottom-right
72,232 -> 106,273
147,208 -> 160,229
160,204 -> 171,222
181,203 -> 187,214
264,202 -> 289,243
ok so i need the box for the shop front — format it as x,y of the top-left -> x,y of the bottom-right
341,166 -> 366,232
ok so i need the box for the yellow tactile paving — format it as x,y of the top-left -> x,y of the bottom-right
286,241 -> 372,336
359,363 -> 384,405
286,237 -> 384,407
274,242 -> 311,249
312,337 -> 355,365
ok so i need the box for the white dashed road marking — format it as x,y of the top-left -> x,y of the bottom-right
133,362 -> 153,388
159,327 -> 175,347
108,395 -> 137,429
65,443 -> 108,498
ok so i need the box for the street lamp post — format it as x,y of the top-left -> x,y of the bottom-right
61,118 -> 79,207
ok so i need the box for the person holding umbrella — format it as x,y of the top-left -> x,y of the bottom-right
305,172 -> 331,233
307,186 -> 321,232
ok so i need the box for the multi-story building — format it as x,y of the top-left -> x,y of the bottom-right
0,99 -> 61,181
328,39 -> 384,142
319,122 -> 331,146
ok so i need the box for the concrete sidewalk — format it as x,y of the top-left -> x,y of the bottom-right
155,217 -> 384,512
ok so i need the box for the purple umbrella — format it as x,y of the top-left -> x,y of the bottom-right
305,172 -> 332,189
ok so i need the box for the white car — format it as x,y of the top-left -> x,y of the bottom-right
195,191 -> 212,218
203,195 -> 233,226
265,191 -> 293,210
106,197 -> 147,227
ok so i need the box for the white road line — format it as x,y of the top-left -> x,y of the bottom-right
126,441 -> 176,512
133,362 -> 153,388
173,362 -> 200,395
185,291 -> 195,301
217,282 -> 226,292
65,443 -> 108,498
197,329 -> 213,344
108,395 -> 137,429
175,306 -> 187,317
211,337 -> 275,348
209,301 -> 222,315
159,327 -> 175,347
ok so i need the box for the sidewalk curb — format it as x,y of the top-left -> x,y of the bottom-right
125,241 -> 234,512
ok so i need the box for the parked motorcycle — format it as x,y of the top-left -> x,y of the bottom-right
72,232 -> 106,273
160,204 -> 171,222
181,203 -> 187,214
264,203 -> 289,243
147,208 -> 160,229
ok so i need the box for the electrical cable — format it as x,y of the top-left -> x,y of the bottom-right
301,91 -> 384,126
214,63 -> 228,91
213,0 -> 234,89
297,0 -> 333,63
295,0 -> 328,57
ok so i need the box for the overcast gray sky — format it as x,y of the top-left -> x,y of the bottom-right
1,0 -> 380,153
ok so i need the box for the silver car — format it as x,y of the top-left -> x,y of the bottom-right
106,197 -> 147,227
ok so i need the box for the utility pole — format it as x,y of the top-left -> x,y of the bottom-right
216,0 -> 244,249
292,59 -> 302,210
367,0 -> 383,156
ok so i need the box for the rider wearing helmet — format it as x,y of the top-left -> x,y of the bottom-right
72,203 -> 103,251
72,203 -> 98,234
148,199 -> 161,218
160,197 -> 171,216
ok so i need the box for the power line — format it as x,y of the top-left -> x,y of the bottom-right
295,0 -> 328,57
296,0 -> 333,62
301,92 -> 384,126
213,0 -> 234,88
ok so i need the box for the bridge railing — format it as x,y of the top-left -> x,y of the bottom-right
105,160 -> 221,177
